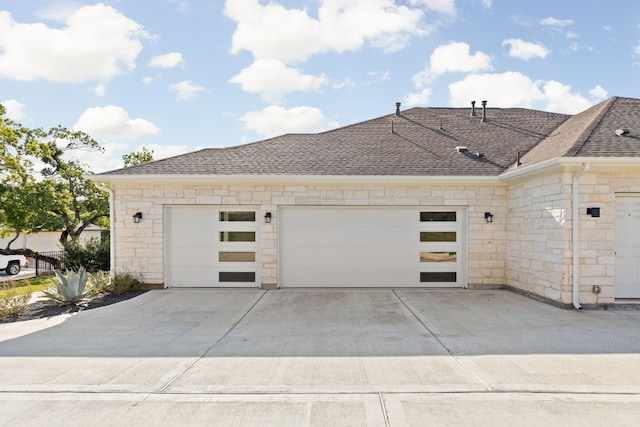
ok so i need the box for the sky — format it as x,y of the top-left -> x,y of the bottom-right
1,0 -> 639,173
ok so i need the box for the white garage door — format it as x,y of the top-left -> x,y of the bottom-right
616,195 -> 640,298
279,207 -> 465,287
166,206 -> 258,287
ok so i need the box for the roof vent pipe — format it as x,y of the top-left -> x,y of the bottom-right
481,100 -> 488,123
470,100 -> 476,117
395,102 -> 401,116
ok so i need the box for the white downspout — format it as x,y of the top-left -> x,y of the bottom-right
571,163 -> 590,310
95,183 -> 115,279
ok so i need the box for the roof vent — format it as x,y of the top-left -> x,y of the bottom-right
455,146 -> 468,153
481,100 -> 488,123
470,100 -> 476,117
475,152 -> 484,158
395,102 -> 401,116
615,128 -> 630,136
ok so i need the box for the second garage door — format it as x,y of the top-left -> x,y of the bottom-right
279,206 -> 465,288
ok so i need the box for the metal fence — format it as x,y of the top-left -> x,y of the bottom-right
34,251 -> 67,273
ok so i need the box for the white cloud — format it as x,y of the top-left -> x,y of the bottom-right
169,80 -> 205,101
635,43 -> 640,56
502,38 -> 550,60
230,59 -> 328,103
589,85 -> 608,100
224,0 -> 428,63
412,42 -> 492,87
403,88 -> 432,107
142,76 -> 154,85
482,0 -> 493,8
333,78 -> 355,89
409,0 -> 456,15
73,105 -> 160,143
0,5 -> 150,83
240,105 -> 339,138
148,52 -> 184,68
541,81 -> 592,113
540,17 -> 574,27
66,141 -> 130,173
1,99 -> 26,120
91,83 -> 107,97
448,71 -> 593,114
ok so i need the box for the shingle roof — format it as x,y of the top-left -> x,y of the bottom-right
99,96 -> 640,178
514,96 -> 640,169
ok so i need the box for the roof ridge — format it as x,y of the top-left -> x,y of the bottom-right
566,97 -> 619,156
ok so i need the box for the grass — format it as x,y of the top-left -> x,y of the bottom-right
0,276 -> 53,298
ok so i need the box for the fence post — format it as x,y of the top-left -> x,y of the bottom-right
35,252 -> 39,277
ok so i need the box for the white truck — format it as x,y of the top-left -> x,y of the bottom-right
0,254 -> 28,276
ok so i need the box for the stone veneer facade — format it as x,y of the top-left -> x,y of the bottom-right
505,166 -> 640,306
112,180 -> 506,290
110,168 -> 639,306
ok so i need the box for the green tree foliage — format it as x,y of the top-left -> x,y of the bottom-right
0,103 -> 109,250
122,146 -> 154,167
62,237 -> 110,272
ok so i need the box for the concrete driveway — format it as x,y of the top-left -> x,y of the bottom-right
1,288 -> 640,426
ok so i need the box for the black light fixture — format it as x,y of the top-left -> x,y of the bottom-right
586,207 -> 600,218
133,212 -> 143,223
484,212 -> 494,223
264,212 -> 272,223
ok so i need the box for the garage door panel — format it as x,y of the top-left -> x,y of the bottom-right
285,246 -> 416,268
280,207 -> 465,288
167,206 -> 258,287
283,266 -> 415,287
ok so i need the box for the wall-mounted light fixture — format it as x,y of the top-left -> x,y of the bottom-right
264,212 -> 272,223
133,212 -> 143,223
484,212 -> 494,223
586,207 -> 600,218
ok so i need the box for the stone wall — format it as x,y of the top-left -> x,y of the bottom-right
505,168 -> 640,305
111,180 -> 507,288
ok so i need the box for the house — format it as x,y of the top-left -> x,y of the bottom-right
92,96 -> 640,308
0,225 -> 104,253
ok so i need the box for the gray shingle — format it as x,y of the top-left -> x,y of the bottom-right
98,97 -> 640,178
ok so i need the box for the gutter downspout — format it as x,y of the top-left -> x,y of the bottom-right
95,183 -> 115,279
571,163 -> 590,310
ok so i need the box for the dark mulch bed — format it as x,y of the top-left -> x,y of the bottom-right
0,290 -> 148,324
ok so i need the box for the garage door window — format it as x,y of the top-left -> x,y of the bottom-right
420,231 -> 456,242
220,231 -> 256,242
420,272 -> 457,282
219,211 -> 256,222
420,212 -> 456,222
219,272 -> 256,282
219,251 -> 256,262
420,252 -> 457,262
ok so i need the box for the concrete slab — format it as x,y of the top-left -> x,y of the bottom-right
0,289 -> 265,392
1,288 -> 640,425
384,392 -> 640,427
167,289 -> 482,393
0,393 -> 387,427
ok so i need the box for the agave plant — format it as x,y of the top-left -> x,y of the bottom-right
42,267 -> 106,306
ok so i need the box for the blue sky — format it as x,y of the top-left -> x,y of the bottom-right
1,0 -> 639,172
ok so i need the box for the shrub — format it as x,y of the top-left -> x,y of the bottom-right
42,267 -> 107,306
0,283 -> 30,319
103,272 -> 143,296
62,237 -> 110,272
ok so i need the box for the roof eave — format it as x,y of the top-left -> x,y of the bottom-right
88,173 -> 503,185
500,157 -> 640,181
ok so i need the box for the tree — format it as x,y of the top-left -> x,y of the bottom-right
122,146 -> 154,167
0,103 -> 109,252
